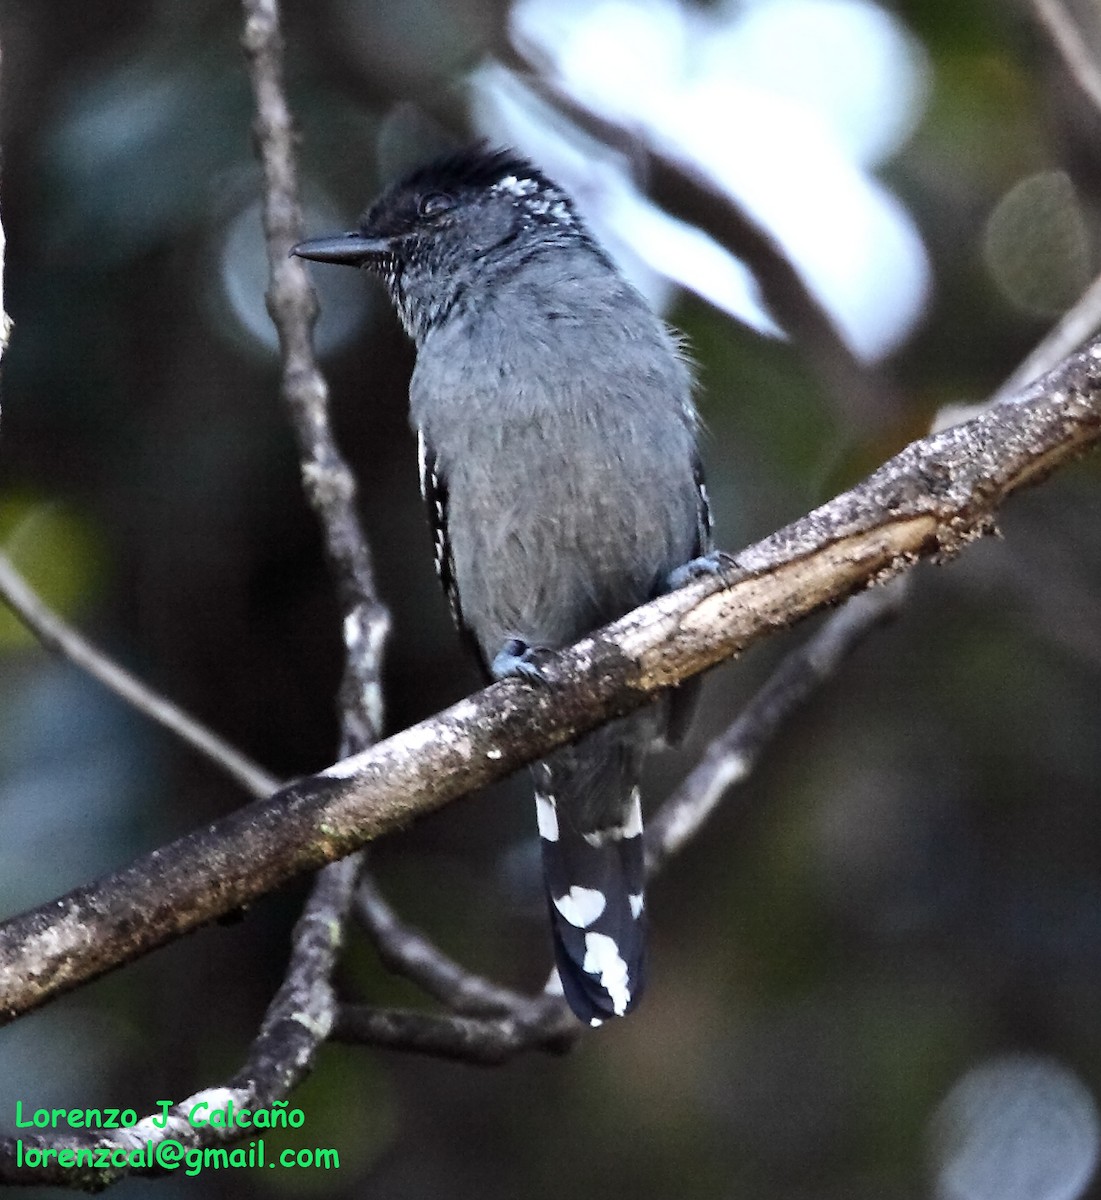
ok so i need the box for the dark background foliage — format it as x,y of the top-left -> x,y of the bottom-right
2,0 -> 1101,1196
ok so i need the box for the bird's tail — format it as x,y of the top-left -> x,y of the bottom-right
533,726 -> 647,1025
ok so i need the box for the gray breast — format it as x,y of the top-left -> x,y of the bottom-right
411,257 -> 701,660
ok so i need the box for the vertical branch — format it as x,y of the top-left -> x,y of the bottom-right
242,0 -> 390,756
0,40 -> 11,398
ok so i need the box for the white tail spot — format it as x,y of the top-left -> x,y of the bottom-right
583,932 -> 631,1016
622,788 -> 644,839
553,886 -> 607,929
535,793 -> 559,842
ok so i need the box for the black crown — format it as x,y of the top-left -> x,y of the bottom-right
398,143 -> 556,198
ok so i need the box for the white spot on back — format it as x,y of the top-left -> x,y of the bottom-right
535,793 -> 559,841
583,932 -> 632,1016
629,893 -> 644,919
554,886 -> 607,928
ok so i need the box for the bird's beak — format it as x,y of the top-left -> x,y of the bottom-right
290,231 -> 393,266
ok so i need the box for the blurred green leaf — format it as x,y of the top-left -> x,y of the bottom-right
0,496 -> 105,650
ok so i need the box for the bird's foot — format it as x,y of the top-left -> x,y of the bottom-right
662,550 -> 739,593
492,638 -> 555,685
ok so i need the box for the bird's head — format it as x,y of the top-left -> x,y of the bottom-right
292,145 -> 594,340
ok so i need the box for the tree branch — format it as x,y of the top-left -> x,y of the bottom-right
2,5 -> 394,1187
0,553 -> 279,798
6,0 -> 1101,1185
354,873 -> 551,1018
645,581 -> 905,876
488,52 -> 902,429
0,854 -> 357,1187
993,271 -> 1101,404
0,550 -> 902,1067
243,0 -> 389,755
1031,0 -> 1101,119
333,999 -> 576,1066
1,346 -> 1097,1026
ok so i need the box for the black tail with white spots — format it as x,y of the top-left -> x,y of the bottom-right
533,736 -> 648,1026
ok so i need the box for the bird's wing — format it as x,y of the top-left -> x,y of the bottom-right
693,455 -> 714,557
664,456 -> 714,747
417,427 -> 486,670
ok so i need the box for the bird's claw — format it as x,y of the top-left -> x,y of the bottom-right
492,638 -> 554,685
663,550 -> 739,593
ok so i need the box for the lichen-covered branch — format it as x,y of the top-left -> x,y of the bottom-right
1,342 -> 1097,1030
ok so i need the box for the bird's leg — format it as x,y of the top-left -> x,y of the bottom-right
491,637 -> 555,685
661,550 -> 740,594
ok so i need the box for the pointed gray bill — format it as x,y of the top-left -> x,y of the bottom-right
290,232 -> 392,265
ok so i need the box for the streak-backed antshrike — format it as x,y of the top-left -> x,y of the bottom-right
293,146 -> 715,1025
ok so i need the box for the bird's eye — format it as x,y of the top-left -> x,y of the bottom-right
418,192 -> 455,218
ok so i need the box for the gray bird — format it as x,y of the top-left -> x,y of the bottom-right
293,146 -> 715,1025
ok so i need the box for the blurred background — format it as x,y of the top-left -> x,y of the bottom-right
2,0 -> 1101,1196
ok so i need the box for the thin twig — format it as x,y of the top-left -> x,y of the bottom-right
646,583 -> 904,876
355,874 -> 551,1018
1031,0 -> 1101,118
243,0 -> 398,1155
346,871 -> 577,1067
993,270 -> 1101,403
0,100 -> 11,376
0,553 -> 279,798
334,998 -> 576,1065
240,0 -> 382,1179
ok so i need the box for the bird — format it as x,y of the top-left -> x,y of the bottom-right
293,145 -> 715,1025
